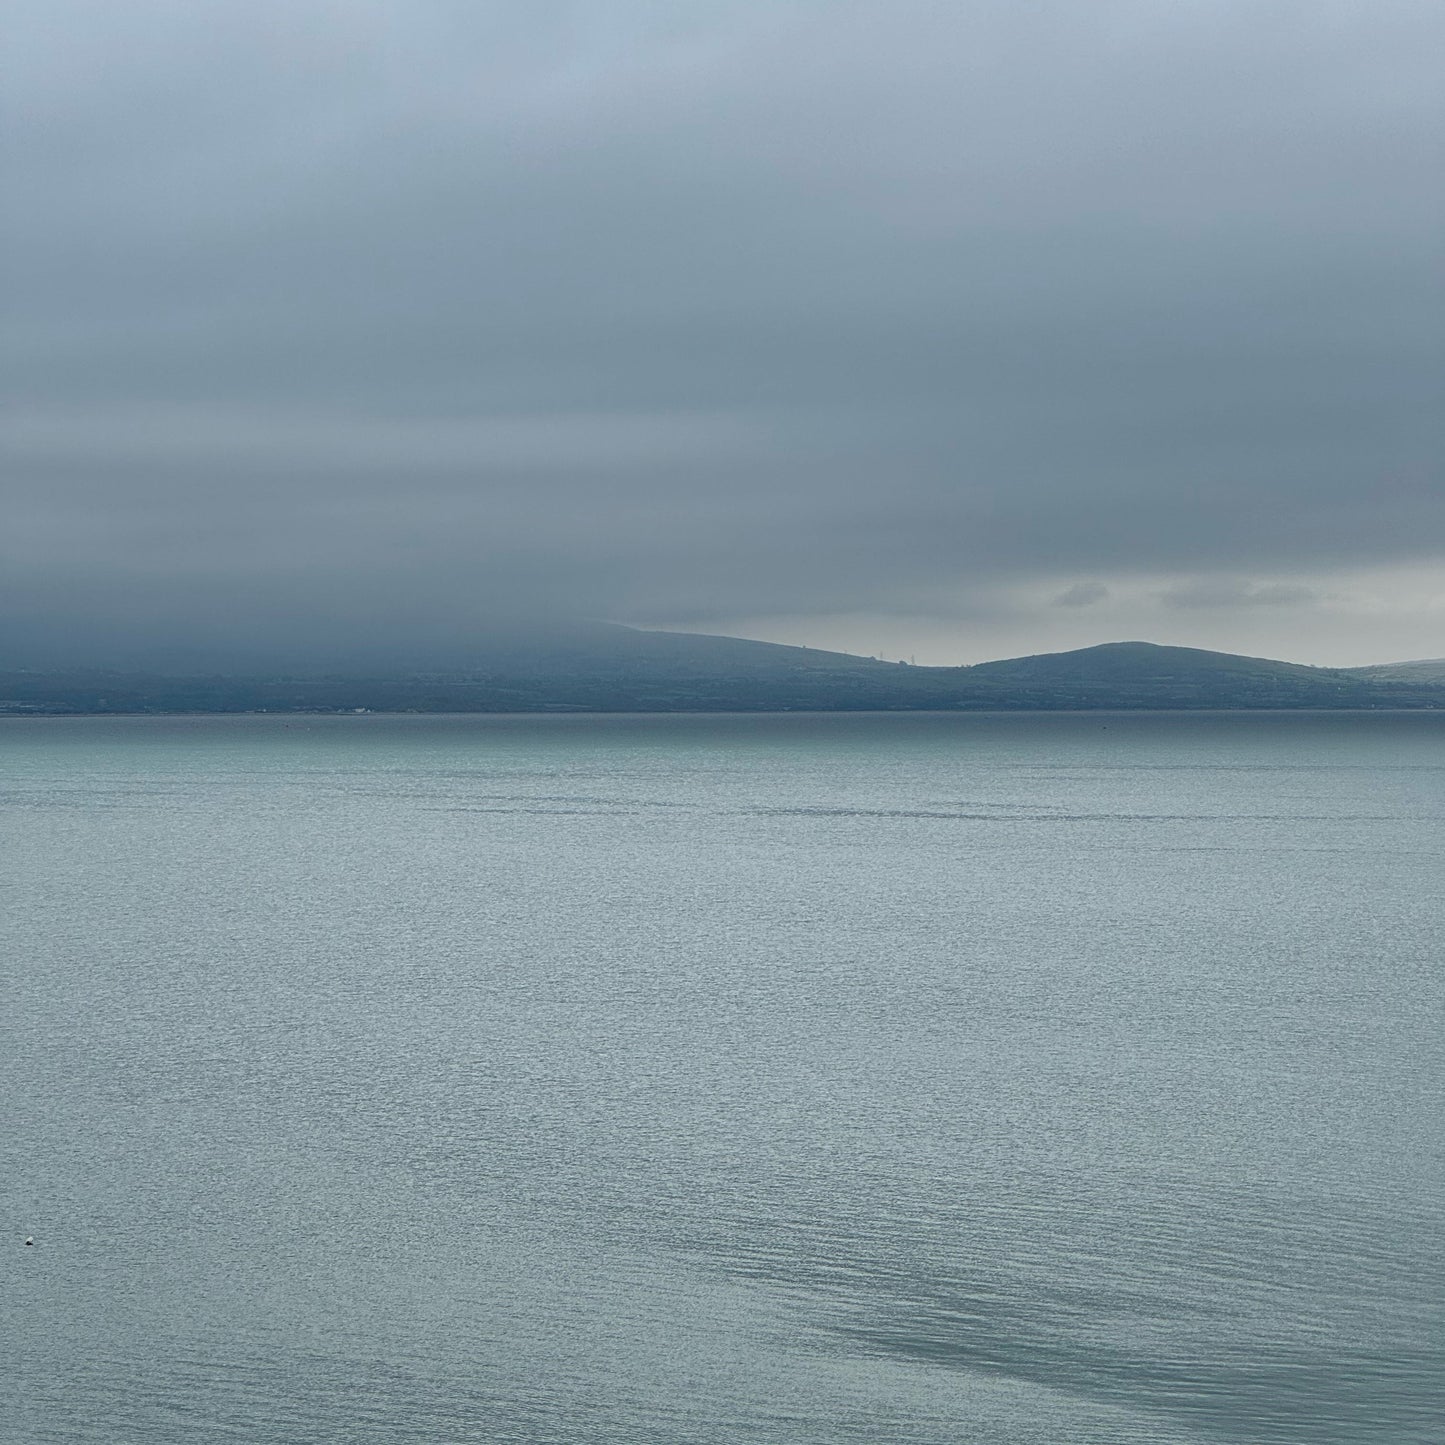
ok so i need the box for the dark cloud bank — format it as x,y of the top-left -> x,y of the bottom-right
4,1 -> 1442,668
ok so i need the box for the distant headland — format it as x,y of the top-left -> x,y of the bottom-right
3,629 -> 1443,715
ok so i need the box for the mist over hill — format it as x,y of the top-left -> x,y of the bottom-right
1342,658 -> 1445,685
2,632 -> 1442,715
447,623 -> 888,678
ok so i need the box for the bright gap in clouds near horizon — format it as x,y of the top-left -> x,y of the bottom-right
3,1 -> 1442,671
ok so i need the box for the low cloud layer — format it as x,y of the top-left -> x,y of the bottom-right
1160,580 -> 1320,610
4,1 -> 1442,667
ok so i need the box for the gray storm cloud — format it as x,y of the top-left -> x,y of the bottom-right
4,0 -> 1442,667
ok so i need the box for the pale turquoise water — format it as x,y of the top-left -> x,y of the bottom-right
2,712 -> 1442,1443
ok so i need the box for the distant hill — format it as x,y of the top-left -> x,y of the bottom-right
955,640 -> 1383,707
2,634 -> 1442,714
1342,658 -> 1445,684
965,640 -> 1331,683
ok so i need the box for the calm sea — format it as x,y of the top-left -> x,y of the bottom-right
3,712 -> 1442,1444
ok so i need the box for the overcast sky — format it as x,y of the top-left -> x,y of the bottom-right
5,0 -> 1442,668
